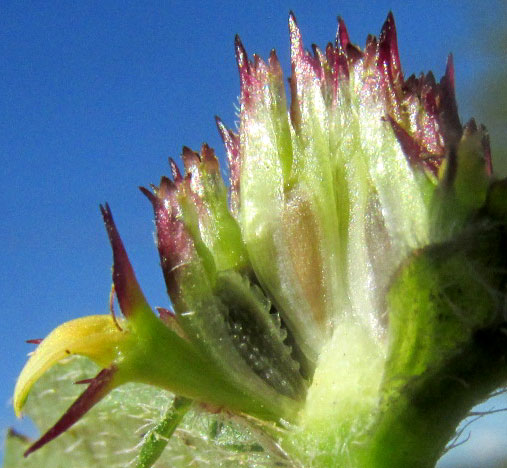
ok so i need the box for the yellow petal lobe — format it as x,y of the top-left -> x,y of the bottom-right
14,315 -> 127,416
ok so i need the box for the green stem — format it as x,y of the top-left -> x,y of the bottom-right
136,396 -> 192,468
354,326 -> 507,468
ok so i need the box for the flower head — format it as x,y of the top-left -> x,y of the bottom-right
13,11 -> 507,468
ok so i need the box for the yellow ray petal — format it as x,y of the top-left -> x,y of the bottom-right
14,315 -> 128,416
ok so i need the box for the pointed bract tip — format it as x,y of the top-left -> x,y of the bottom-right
26,339 -> 43,345
159,175 -> 176,198
365,34 -> 378,62
378,10 -> 402,84
169,158 -> 182,181
288,11 -> 305,64
182,146 -> 200,171
101,204 -> 150,318
337,16 -> 350,49
99,203 -> 113,230
234,34 -> 249,71
201,143 -> 217,166
24,366 -> 118,457
380,11 -> 397,43
215,115 -> 226,135
268,48 -> 280,69
288,10 -> 300,38
215,116 -> 233,146
463,118 -> 478,135
445,53 -> 455,91
139,186 -> 156,203
345,42 -> 364,62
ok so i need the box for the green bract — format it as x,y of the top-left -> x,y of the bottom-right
10,11 -> 507,468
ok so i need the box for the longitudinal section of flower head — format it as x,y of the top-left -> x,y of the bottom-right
235,27 -> 346,368
142,155 -> 306,418
16,201 -> 304,457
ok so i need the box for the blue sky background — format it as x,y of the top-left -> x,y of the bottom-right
1,1 -> 506,466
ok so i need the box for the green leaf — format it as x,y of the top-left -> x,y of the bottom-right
4,356 -> 291,468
